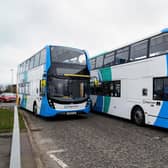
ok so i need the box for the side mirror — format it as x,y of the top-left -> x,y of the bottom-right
90,77 -> 99,87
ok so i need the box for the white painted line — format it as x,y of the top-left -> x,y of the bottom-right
10,106 -> 21,168
39,138 -> 53,145
47,149 -> 66,154
49,154 -> 68,168
47,149 -> 68,168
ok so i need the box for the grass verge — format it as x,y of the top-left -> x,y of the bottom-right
0,108 -> 25,133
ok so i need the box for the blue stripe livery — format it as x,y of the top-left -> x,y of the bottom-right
94,96 -> 103,112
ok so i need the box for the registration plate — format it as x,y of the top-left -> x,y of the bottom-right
66,112 -> 77,115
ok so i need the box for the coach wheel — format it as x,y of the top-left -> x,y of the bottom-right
33,103 -> 38,116
132,107 -> 145,126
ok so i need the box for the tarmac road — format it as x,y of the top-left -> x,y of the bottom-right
22,110 -> 168,168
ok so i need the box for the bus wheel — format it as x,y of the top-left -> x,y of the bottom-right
33,103 -> 38,116
132,107 -> 145,126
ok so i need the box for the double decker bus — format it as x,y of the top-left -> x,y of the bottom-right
17,45 -> 91,117
90,28 -> 168,129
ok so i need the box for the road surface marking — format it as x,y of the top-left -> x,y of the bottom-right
47,149 -> 66,154
47,149 -> 68,168
39,138 -> 53,145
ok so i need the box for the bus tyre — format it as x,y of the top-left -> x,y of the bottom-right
33,103 -> 38,116
132,107 -> 145,126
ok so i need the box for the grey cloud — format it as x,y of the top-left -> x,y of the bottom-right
1,0 -> 168,84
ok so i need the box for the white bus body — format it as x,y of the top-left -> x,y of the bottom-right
90,29 -> 168,128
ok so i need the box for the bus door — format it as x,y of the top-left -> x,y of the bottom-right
145,77 -> 168,123
142,78 -> 162,124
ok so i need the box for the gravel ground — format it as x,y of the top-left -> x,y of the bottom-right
22,110 -> 168,168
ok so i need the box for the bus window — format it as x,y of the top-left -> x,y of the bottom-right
150,33 -> 168,57
29,56 -> 35,69
130,40 -> 148,61
51,46 -> 86,65
25,60 -> 29,71
96,56 -> 104,68
153,77 -> 168,101
90,81 -> 103,96
17,65 -> 20,74
104,52 -> 115,67
90,82 -> 96,95
110,81 -> 121,97
20,64 -> 22,73
22,62 -> 25,72
25,83 -> 30,95
164,78 -> 168,100
115,47 -> 129,65
115,81 -> 121,97
102,82 -> 111,96
34,53 -> 40,67
90,58 -> 96,70
40,49 -> 46,65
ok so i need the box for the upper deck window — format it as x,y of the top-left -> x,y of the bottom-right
40,49 -> 46,65
34,52 -> 40,67
96,55 -> 103,68
130,40 -> 148,61
104,52 -> 115,66
20,63 -> 22,72
25,60 -> 29,71
51,46 -> 86,65
21,63 -> 25,72
90,58 -> 96,70
150,33 -> 168,57
29,56 -> 35,69
116,47 -> 129,64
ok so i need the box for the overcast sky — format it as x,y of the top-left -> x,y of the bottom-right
1,0 -> 168,84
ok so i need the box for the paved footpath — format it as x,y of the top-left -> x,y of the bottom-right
21,132 -> 37,168
0,132 -> 36,168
